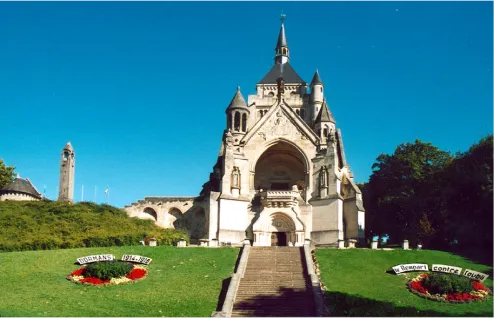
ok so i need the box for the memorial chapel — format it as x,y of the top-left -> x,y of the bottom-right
125,18 -> 365,247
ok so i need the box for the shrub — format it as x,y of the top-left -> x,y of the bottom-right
84,261 -> 133,280
0,201 -> 190,252
422,272 -> 473,294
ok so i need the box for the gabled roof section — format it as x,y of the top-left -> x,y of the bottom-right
241,101 -> 319,146
258,63 -> 306,85
314,99 -> 336,124
0,177 -> 42,199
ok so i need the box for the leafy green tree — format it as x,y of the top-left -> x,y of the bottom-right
365,139 -> 452,246
438,135 -> 493,252
0,159 -> 15,189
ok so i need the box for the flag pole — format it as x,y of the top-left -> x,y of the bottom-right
81,184 -> 84,202
94,186 -> 97,203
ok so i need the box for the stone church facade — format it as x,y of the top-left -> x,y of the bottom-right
125,20 -> 365,247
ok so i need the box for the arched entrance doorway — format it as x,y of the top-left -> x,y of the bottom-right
253,141 -> 307,195
270,212 -> 296,246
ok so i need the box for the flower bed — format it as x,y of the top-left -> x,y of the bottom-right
407,273 -> 491,303
67,263 -> 148,286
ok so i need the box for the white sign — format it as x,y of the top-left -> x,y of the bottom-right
77,254 -> 115,264
462,269 -> 489,282
392,263 -> 429,274
432,264 -> 462,275
121,254 -> 152,265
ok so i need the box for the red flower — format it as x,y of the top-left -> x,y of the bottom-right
79,277 -> 109,285
410,281 -> 428,294
473,281 -> 488,292
420,273 -> 428,278
71,267 -> 85,276
126,268 -> 147,280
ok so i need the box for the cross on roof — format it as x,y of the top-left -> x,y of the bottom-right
280,11 -> 286,23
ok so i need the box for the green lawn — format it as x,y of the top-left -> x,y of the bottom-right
315,249 -> 493,317
0,246 -> 239,317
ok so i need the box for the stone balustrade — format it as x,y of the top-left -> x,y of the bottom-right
258,190 -> 299,208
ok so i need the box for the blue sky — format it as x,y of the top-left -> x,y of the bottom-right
0,1 -> 492,208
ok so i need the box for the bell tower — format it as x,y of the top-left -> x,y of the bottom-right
58,141 -> 75,202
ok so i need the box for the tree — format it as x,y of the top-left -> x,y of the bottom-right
365,139 -> 452,246
0,159 -> 16,189
438,135 -> 493,252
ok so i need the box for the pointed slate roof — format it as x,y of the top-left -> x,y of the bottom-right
226,87 -> 249,112
276,22 -> 288,49
0,176 -> 42,199
310,69 -> 323,86
315,100 -> 336,124
258,62 -> 306,85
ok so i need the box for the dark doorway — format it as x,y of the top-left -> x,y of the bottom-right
271,183 -> 290,190
271,232 -> 287,246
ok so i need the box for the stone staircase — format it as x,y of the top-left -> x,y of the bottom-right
231,247 -> 316,317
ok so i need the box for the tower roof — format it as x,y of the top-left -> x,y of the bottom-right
226,87 -> 249,112
276,21 -> 288,49
0,176 -> 42,199
258,62 -> 305,85
315,99 -> 336,124
310,69 -> 323,86
63,141 -> 74,152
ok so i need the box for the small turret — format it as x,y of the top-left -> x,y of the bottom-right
226,87 -> 249,135
310,69 -> 324,122
313,99 -> 336,142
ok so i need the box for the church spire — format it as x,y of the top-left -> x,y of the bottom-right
275,12 -> 290,65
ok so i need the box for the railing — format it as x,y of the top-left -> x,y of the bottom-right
211,240 -> 251,317
303,240 -> 327,317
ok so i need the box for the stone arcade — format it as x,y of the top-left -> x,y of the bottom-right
125,18 -> 365,247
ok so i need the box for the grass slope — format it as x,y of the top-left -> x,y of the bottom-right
315,249 -> 493,317
0,201 -> 188,251
0,246 -> 238,317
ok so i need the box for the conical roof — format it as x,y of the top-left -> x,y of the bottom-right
0,176 -> 42,199
63,141 -> 74,152
276,22 -> 288,49
310,69 -> 323,86
315,99 -> 336,124
226,87 -> 249,112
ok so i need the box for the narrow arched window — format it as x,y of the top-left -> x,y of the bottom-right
241,113 -> 247,132
323,128 -> 328,138
227,113 -> 232,129
234,112 -> 240,131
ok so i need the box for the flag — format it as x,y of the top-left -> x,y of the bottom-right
104,187 -> 109,195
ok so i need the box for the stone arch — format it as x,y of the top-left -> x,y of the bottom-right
252,210 -> 305,246
168,207 -> 187,231
251,139 -> 310,192
143,207 -> 157,221
270,212 -> 296,232
250,138 -> 310,173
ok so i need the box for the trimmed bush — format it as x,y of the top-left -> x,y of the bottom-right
84,261 -> 133,280
422,272 -> 473,294
0,201 -> 190,252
